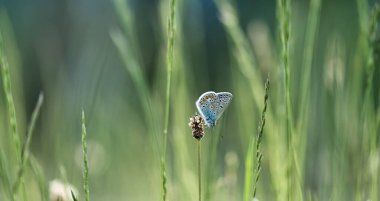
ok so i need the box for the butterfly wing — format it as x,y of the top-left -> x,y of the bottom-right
215,92 -> 233,119
196,91 -> 218,127
196,91 -> 233,127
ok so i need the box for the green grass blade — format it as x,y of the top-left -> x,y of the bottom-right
243,138 -> 254,201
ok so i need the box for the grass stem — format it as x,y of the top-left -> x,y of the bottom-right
277,0 -> 293,199
366,3 -> 380,200
13,92 -> 44,194
198,140 -> 202,201
162,0 -> 176,200
82,110 -> 90,201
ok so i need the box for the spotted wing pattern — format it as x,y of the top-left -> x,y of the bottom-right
215,92 -> 233,119
196,91 -> 233,127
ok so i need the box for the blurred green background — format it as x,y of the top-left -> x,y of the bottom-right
0,0 -> 380,200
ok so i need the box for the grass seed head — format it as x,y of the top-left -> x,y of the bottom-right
189,114 -> 205,140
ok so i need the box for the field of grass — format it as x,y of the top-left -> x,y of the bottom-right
0,0 -> 380,200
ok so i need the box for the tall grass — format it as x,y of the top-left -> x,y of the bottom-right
161,0 -> 177,200
0,31 -> 12,201
253,78 -> 269,198
354,1 -> 380,200
1,29 -> 47,201
0,31 -> 21,201
0,31 -> 21,165
161,0 -> 199,199
1,1 -> 380,200
82,110 -> 90,201
197,140 -> 202,201
364,2 -> 380,200
277,0 -> 295,199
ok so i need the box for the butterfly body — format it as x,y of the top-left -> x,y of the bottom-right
196,91 -> 233,127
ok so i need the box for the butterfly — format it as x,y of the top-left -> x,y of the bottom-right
196,91 -> 233,127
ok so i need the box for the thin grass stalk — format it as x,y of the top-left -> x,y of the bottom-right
365,2 -> 380,135
253,78 -> 270,198
197,140 -> 202,201
161,0 -> 176,200
82,110 -> 90,201
12,92 -> 44,194
354,0 -> 371,198
361,1 -> 380,134
277,0 -> 293,199
189,115 -> 205,201
354,1 -> 380,199
365,3 -> 380,200
0,32 -> 21,164
165,0 -> 197,197
351,0 -> 369,108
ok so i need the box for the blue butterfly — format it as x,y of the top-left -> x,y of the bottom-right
196,91 -> 233,127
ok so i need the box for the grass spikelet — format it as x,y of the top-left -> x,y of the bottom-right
82,110 -> 90,201
0,32 -> 21,164
253,78 -> 270,198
